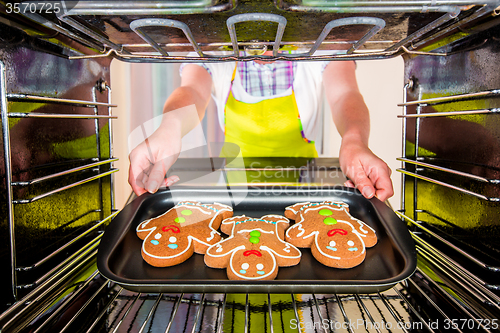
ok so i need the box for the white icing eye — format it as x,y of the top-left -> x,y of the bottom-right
241,263 -> 250,270
256,263 -> 264,270
347,240 -> 355,246
169,236 -> 177,243
329,240 -> 336,247
154,233 -> 162,240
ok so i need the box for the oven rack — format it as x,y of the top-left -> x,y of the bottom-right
398,86 -> 500,203
18,1 -> 500,62
0,60 -> 118,303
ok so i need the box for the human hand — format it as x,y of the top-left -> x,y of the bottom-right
128,128 -> 181,196
339,137 -> 393,202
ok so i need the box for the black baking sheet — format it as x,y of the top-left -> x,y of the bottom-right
97,186 -> 416,293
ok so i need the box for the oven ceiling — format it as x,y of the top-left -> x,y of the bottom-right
8,0 -> 500,61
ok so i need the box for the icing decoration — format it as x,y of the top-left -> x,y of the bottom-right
323,217 -> 337,225
319,209 -> 333,216
326,246 -> 337,251
347,240 -> 355,246
257,271 -> 265,275
249,237 -> 260,244
327,229 -> 348,237
150,240 -> 159,245
154,233 -> 162,239
256,263 -> 264,270
241,263 -> 250,270
243,250 -> 262,257
168,244 -> 178,249
348,247 -> 358,252
329,241 -> 336,247
240,270 -> 247,274
169,236 -> 177,243
250,230 -> 261,237
174,217 -> 186,223
162,225 -> 180,233
181,209 -> 193,216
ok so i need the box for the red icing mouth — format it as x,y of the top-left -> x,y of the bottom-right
162,225 -> 180,233
243,250 -> 262,257
327,229 -> 348,237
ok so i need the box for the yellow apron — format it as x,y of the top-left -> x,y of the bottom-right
221,63 -> 318,158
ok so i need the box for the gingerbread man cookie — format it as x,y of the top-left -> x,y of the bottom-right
136,201 -> 233,267
285,201 -> 377,269
204,215 -> 302,280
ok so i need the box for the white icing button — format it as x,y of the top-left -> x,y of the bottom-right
169,236 -> 177,243
216,247 -> 223,253
241,263 -> 250,270
347,240 -> 355,246
256,263 -> 264,270
154,233 -> 162,240
329,240 -> 336,247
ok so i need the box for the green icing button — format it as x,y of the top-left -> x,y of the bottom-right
323,217 -> 337,225
175,217 -> 186,223
181,209 -> 193,216
319,209 -> 333,216
249,237 -> 260,244
249,230 -> 261,237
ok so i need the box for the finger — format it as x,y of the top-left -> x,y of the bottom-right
344,180 -> 355,188
164,175 -> 180,187
128,151 -> 153,196
347,164 -> 376,199
370,166 -> 394,202
145,154 -> 179,193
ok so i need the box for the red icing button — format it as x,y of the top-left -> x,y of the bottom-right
162,225 -> 180,233
243,250 -> 262,257
327,229 -> 348,237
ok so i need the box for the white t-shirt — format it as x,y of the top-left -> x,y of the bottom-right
181,60 -> 328,143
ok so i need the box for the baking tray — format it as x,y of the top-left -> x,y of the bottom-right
97,186 -> 416,293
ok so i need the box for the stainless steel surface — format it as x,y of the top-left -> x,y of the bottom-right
13,0 -> 499,62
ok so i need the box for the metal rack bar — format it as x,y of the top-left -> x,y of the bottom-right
397,157 -> 500,184
391,287 -> 436,332
63,0 -> 236,15
244,293 -> 250,333
396,211 -> 500,273
12,158 -> 118,186
111,292 -> 142,333
354,294 -> 382,333
7,93 -> 117,107
12,168 -> 118,204
268,294 -> 275,333
7,112 -> 117,119
411,3 -> 498,50
216,294 -> 227,333
227,13 -> 287,57
290,294 -> 302,333
414,268 -> 496,332
416,245 -> 499,309
335,294 -> 354,333
414,235 -> 500,304
17,211 -> 118,272
397,107 -> 500,117
377,292 -> 410,333
165,293 -> 184,333
397,168 -> 500,202
191,293 -> 206,333
138,293 -> 164,333
311,294 -> 328,333
398,89 -> 500,106
0,61 -> 17,303
85,286 -> 124,333
105,84 -> 116,210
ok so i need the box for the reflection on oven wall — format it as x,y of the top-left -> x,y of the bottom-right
110,58 -> 404,209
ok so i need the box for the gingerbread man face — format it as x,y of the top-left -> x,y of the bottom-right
136,201 -> 233,267
285,201 -> 377,269
204,215 -> 301,280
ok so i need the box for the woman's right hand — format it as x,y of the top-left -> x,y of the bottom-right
128,126 -> 182,196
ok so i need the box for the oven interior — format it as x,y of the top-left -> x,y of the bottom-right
1,1 -> 500,332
